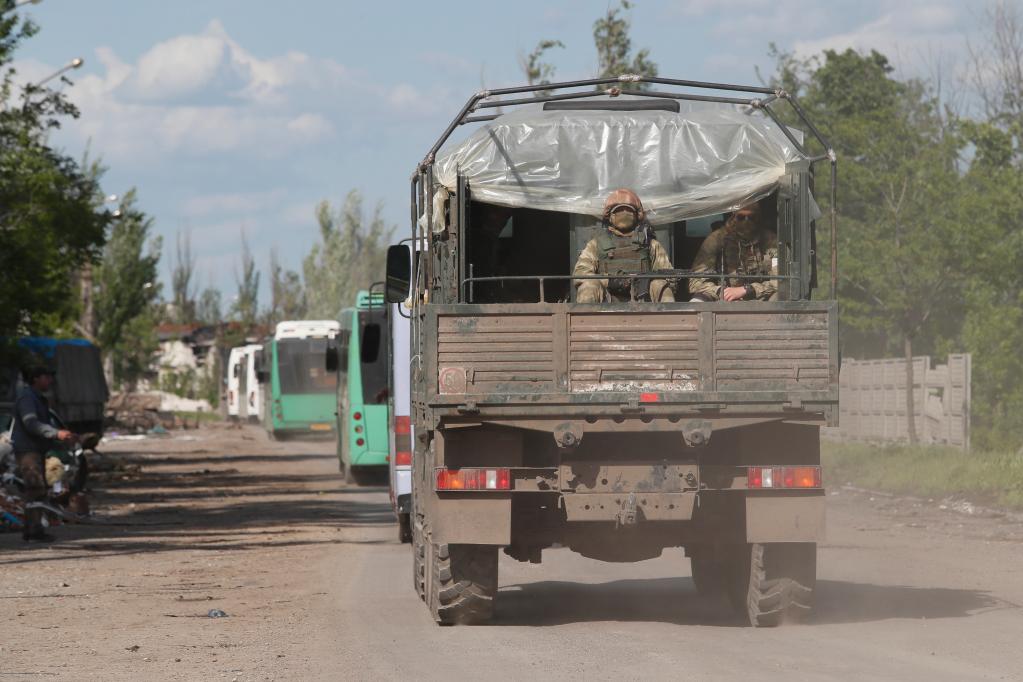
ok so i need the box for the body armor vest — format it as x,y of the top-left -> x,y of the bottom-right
719,234 -> 769,288
595,231 -> 651,275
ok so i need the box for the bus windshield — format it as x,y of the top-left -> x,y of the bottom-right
358,309 -> 389,405
277,338 -> 336,395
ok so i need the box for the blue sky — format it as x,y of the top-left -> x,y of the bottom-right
12,0 -> 984,305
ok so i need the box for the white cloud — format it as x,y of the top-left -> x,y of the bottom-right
181,190 -> 288,218
20,19 -> 441,165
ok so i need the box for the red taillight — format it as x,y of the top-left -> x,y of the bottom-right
356,437 -> 365,447
747,466 -> 821,489
353,411 -> 362,421
435,468 -> 511,491
395,451 -> 412,466
748,466 -> 763,488
395,416 -> 410,435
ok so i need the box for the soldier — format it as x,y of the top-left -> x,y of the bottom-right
573,189 -> 675,303
11,365 -> 76,542
688,201 -> 778,302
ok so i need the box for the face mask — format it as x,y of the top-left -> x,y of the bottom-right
610,210 -> 638,232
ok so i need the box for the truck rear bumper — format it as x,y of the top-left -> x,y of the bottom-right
430,490 -> 824,545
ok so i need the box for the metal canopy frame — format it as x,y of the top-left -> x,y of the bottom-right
410,74 -> 838,299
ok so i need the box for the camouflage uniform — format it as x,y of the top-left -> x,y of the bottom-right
573,226 -> 675,303
688,224 -> 778,301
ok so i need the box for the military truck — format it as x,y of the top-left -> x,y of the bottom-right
384,76 -> 839,627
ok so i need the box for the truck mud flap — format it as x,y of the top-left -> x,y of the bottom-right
429,494 -> 511,545
745,495 -> 825,543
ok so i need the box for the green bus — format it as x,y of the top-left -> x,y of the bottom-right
331,291 -> 390,484
260,320 -> 341,440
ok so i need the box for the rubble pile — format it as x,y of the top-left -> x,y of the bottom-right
105,393 -> 179,433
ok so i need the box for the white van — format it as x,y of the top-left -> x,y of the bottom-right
388,303 -> 412,542
226,346 -> 248,421
243,343 -> 264,423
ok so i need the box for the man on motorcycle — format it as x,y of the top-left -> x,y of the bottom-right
11,365 -> 76,542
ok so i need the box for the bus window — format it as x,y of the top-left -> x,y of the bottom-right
358,312 -> 389,405
277,338 -> 337,395
361,325 -> 381,364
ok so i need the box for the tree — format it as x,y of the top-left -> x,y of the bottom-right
231,231 -> 260,327
93,190 -> 162,390
0,4 -> 108,338
303,191 -> 394,319
593,1 -> 657,87
520,39 -> 564,92
960,0 -> 1023,450
768,49 -> 965,444
170,231 -> 197,324
268,248 -> 306,326
968,0 -> 1023,143
196,286 -> 223,327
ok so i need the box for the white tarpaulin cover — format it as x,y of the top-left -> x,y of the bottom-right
434,99 -> 809,224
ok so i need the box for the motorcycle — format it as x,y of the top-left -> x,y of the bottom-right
0,410 -> 100,524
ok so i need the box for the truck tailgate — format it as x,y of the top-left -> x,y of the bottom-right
425,301 -> 837,415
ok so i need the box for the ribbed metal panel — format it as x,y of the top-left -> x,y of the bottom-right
437,314 -> 555,394
569,313 -> 700,391
714,312 -> 831,389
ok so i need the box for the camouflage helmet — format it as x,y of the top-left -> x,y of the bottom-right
602,188 -> 646,223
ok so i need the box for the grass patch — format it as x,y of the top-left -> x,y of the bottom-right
174,410 -> 221,423
822,441 -> 1023,511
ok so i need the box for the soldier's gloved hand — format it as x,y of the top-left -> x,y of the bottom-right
607,276 -> 631,298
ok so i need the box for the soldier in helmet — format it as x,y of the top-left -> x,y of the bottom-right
572,189 -> 675,303
688,200 -> 778,302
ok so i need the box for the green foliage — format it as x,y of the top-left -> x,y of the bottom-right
196,287 -> 223,326
170,232 -> 197,324
230,232 -> 260,326
593,1 -> 657,87
823,442 -> 1023,510
765,40 -> 1023,450
267,248 -> 306,326
160,367 -> 198,399
93,190 -> 162,389
198,351 -> 221,407
303,190 -> 394,319
520,39 -> 564,90
0,7 -> 108,337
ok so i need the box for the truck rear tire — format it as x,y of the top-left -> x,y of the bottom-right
398,513 -> 412,543
413,518 -> 427,601
689,547 -> 728,598
729,542 -> 816,627
427,542 -> 498,625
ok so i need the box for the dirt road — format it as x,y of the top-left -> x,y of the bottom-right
2,424 -> 1022,681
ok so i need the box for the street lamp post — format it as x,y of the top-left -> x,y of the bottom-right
32,57 -> 84,88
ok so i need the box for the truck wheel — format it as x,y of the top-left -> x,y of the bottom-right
412,519 -> 426,600
689,547 -> 727,597
427,543 -> 498,625
398,513 -> 412,544
729,543 -> 816,627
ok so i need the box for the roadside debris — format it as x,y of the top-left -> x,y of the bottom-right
207,608 -> 228,618
105,392 -> 206,433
